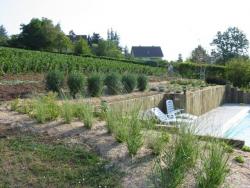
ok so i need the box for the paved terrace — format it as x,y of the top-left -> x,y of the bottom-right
195,104 -> 250,137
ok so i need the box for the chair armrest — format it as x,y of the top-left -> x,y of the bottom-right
170,109 -> 184,115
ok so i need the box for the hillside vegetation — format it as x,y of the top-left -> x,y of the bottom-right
0,47 -> 165,75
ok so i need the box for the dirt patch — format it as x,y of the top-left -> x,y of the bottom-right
0,104 -> 250,188
0,83 -> 45,101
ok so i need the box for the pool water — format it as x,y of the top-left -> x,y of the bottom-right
224,113 -> 250,146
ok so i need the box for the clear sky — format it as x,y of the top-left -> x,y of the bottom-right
0,0 -> 250,60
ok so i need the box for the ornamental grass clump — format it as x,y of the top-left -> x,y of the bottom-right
105,73 -> 121,95
82,104 -> 94,129
122,74 -> 137,93
67,71 -> 85,98
154,126 -> 199,188
61,102 -> 74,124
147,131 -> 170,155
87,74 -> 103,97
45,70 -> 64,93
126,109 -> 143,157
137,75 -> 148,91
33,93 -> 60,123
196,141 -> 230,188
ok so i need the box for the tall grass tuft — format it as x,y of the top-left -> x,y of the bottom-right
32,92 -> 60,123
196,141 -> 230,188
126,109 -> 143,157
146,131 -> 170,155
82,104 -> 94,129
61,102 -> 74,124
154,125 -> 199,188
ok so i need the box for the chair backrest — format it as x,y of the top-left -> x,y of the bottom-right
151,107 -> 169,121
166,100 -> 175,114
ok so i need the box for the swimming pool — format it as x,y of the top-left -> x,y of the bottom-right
224,113 -> 250,146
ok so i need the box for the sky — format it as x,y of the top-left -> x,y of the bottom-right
0,0 -> 250,60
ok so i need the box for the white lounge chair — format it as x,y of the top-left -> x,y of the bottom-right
166,99 -> 198,120
145,107 -> 192,125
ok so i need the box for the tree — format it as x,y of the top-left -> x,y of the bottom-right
123,46 -> 131,58
191,45 -> 210,63
90,33 -> 101,45
211,27 -> 249,63
107,28 -> 120,46
74,38 -> 91,55
95,40 -> 123,58
15,18 -> 65,51
177,53 -> 183,63
54,32 -> 72,53
0,25 -> 8,46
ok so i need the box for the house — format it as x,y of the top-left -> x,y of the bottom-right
131,46 -> 164,61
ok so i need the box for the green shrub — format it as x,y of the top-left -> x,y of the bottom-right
226,58 -> 250,87
33,93 -> 60,123
45,70 -> 64,93
234,155 -> 245,163
122,74 -> 137,93
173,62 -> 225,79
137,75 -> 148,91
61,102 -> 74,124
67,72 -> 84,98
105,73 -> 121,95
196,142 -> 229,188
147,131 -> 170,155
154,126 -> 198,188
87,74 -> 103,97
242,145 -> 250,152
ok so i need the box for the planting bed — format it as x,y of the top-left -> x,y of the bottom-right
0,103 -> 250,187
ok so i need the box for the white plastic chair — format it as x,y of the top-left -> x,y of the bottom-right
166,99 -> 198,120
146,107 -> 192,125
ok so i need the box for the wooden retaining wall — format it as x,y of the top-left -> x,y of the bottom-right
185,86 -> 226,116
108,93 -> 167,113
226,85 -> 250,104
104,85 -> 227,116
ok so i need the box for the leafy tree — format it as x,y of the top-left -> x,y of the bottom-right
54,32 -> 72,53
95,40 -> 123,58
123,46 -> 131,58
90,33 -> 101,45
107,28 -> 120,46
177,53 -> 183,63
191,45 -> 210,63
0,25 -> 8,46
211,27 -> 249,63
74,38 -> 91,55
14,18 -> 67,51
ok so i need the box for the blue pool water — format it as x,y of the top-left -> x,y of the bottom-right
224,113 -> 250,146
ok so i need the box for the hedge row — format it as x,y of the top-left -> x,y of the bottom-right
173,62 -> 225,79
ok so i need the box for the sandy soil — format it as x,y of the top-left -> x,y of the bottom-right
0,104 -> 249,188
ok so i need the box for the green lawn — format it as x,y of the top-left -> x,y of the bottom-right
0,134 -> 122,188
